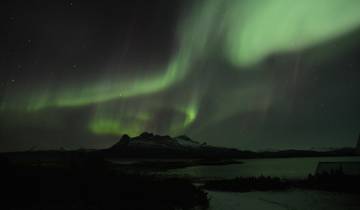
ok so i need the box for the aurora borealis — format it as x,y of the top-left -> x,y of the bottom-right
1,0 -> 360,151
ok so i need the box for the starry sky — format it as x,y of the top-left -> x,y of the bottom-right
1,0 -> 360,152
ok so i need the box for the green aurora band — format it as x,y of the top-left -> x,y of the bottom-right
224,0 -> 360,66
2,0 -> 360,138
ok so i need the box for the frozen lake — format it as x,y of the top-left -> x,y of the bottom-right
165,156 -> 360,179
164,156 -> 360,210
208,190 -> 360,210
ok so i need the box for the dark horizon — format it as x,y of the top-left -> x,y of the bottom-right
1,0 -> 360,152
1,131 -> 359,155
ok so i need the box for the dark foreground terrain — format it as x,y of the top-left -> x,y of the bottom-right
0,155 -> 209,210
1,132 -> 358,210
1,152 -> 359,210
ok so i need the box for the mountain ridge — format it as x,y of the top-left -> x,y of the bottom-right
103,132 -> 246,158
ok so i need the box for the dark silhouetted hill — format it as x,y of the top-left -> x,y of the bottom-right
101,132 -> 253,158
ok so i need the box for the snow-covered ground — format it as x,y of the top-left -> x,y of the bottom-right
208,190 -> 360,210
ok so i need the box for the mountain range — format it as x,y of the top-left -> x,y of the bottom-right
99,132 -> 358,159
101,132 -> 249,158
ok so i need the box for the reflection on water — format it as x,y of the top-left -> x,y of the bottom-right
165,156 -> 360,179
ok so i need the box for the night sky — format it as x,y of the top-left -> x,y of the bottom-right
1,0 -> 360,152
